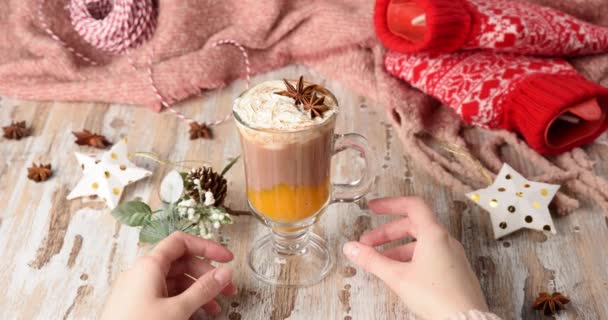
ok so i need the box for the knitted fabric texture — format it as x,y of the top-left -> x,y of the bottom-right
385,51 -> 608,154
446,310 -> 503,320
375,0 -> 608,54
1,0 -> 608,215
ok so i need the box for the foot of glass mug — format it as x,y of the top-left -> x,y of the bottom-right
248,228 -> 334,287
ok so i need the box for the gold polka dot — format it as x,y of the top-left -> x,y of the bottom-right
515,191 -> 524,198
122,138 -> 127,142
525,216 -> 533,223
470,193 -> 480,202
540,188 -> 548,196
489,199 -> 498,208
119,165 -> 127,171
524,184 -> 530,188
104,171 -> 110,178
532,201 -> 541,209
505,174 -> 512,180
112,188 -> 120,195
91,182 -> 99,189
111,153 -> 118,159
499,222 -> 507,229
498,188 -> 506,192
508,205 -> 516,213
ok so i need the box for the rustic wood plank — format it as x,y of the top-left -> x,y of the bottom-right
1,65 -> 607,320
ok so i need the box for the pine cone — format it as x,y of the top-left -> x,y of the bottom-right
185,167 -> 227,206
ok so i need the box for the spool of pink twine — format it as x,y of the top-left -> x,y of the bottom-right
38,0 -> 250,127
69,0 -> 157,54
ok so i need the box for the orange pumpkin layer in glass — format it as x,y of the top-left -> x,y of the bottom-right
247,179 -> 330,223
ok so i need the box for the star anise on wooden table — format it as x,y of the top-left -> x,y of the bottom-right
532,292 -> 570,316
301,93 -> 330,119
73,130 -> 112,148
27,163 -> 53,182
189,121 -> 213,140
3,121 -> 31,140
274,76 -> 316,105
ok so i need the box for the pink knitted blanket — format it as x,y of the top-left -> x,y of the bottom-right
1,0 -> 608,214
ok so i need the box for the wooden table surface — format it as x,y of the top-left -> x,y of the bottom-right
1,66 -> 608,320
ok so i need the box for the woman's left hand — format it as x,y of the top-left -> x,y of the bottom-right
101,231 -> 237,319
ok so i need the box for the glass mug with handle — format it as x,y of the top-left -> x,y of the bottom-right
233,78 -> 375,287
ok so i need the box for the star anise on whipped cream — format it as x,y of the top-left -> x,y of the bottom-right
274,76 -> 316,106
301,93 -> 330,119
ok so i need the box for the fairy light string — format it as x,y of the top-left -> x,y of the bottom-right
128,152 -> 240,175
128,151 -> 212,171
37,0 -> 252,128
437,141 -> 494,185
183,273 -> 198,282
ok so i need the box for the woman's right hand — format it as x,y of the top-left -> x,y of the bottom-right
342,197 -> 489,320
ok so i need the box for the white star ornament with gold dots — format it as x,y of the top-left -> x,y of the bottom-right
466,163 -> 559,239
67,139 -> 152,209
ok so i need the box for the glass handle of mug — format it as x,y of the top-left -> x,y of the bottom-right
331,133 -> 376,203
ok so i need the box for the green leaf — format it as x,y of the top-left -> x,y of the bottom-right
220,156 -> 240,176
112,201 -> 152,227
139,219 -> 198,244
152,204 -> 170,221
179,171 -> 188,181
139,220 -> 170,244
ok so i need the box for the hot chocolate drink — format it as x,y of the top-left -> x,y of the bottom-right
235,77 -> 374,287
233,79 -> 338,223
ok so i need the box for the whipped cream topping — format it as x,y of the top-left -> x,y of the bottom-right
233,80 -> 338,131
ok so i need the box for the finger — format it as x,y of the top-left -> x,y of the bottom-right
359,218 -> 416,246
168,256 -> 205,277
202,299 -> 221,315
168,276 -> 237,298
368,197 -> 437,227
173,267 -> 233,316
149,231 -> 233,275
221,280 -> 238,296
168,256 -> 236,296
343,241 -> 403,284
380,242 -> 416,262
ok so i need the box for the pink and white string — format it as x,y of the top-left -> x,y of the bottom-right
147,40 -> 251,126
37,0 -> 251,127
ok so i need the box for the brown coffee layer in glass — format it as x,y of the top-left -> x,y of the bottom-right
237,119 -> 333,191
